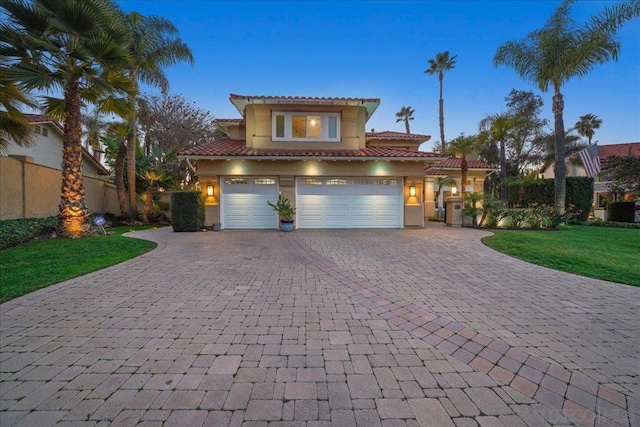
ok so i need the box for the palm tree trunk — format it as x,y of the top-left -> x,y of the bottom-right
405,119 -> 410,134
499,139 -> 507,202
461,157 -> 468,197
115,139 -> 127,217
126,79 -> 138,219
438,72 -> 445,152
552,87 -> 566,215
59,80 -> 89,237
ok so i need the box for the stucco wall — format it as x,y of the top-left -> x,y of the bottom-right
245,104 -> 366,150
0,156 -> 118,220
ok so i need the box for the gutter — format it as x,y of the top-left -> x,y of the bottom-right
178,155 -> 449,162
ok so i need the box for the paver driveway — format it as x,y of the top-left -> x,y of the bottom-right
1,225 -> 638,426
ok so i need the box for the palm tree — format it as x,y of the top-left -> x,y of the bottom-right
534,130 -> 586,174
2,0 -> 134,236
575,113 -> 602,145
445,134 -> 484,197
82,109 -> 107,161
479,113 -> 512,202
425,51 -> 457,152
124,12 -> 193,219
494,0 -> 639,214
102,122 -> 132,217
395,106 -> 415,134
0,75 -> 37,152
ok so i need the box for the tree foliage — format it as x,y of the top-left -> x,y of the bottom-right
395,106 -> 415,134
138,93 -> 216,187
603,155 -> 640,199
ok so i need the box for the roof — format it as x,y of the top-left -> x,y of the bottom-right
26,114 -> 109,175
428,158 -> 496,170
179,138 -> 442,160
215,118 -> 245,124
598,143 -> 640,160
27,114 -> 64,134
366,131 -> 431,143
229,93 -> 380,122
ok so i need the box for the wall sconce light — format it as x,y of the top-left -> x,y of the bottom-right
451,186 -> 457,196
207,185 -> 214,197
409,186 -> 416,197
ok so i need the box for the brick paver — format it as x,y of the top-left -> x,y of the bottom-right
1,225 -> 638,426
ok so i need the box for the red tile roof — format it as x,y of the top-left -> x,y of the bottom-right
229,93 -> 381,121
215,118 -> 245,124
598,143 -> 640,160
180,138 -> 441,159
424,168 -> 448,176
366,131 -> 430,141
429,158 -> 495,169
27,114 -> 64,133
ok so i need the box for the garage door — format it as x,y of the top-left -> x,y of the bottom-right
296,177 -> 403,228
221,177 -> 278,229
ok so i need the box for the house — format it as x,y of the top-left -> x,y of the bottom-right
179,94 -> 492,229
540,142 -> 640,219
3,115 -> 108,177
1,115 -> 115,220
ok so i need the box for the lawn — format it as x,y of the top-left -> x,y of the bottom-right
0,226 -> 158,303
482,225 -> 640,286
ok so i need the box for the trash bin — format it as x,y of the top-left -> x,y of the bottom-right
212,223 -> 221,231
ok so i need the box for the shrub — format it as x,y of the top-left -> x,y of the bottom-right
171,191 -> 204,232
507,177 -> 593,221
0,216 -> 57,249
607,202 -> 635,223
586,219 -> 640,229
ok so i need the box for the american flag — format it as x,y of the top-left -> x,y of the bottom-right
577,144 -> 601,177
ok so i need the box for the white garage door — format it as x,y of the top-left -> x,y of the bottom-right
221,177 -> 279,229
296,177 -> 403,228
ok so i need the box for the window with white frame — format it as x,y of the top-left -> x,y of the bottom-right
272,112 -> 340,142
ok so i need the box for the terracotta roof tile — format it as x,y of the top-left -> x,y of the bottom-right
366,131 -> 430,141
27,114 -> 64,133
180,138 -> 440,159
425,167 -> 448,176
598,143 -> 640,160
229,93 -> 380,103
429,158 -> 495,169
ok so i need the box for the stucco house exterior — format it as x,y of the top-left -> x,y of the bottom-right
3,115 -> 108,177
180,94 -> 493,229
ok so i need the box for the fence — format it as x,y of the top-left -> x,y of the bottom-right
0,156 -> 119,220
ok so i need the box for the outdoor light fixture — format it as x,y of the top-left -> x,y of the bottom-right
409,186 -> 416,197
207,185 -> 214,196
451,186 -> 457,196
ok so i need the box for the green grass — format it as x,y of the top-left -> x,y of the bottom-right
482,225 -> 640,286
1,226 -> 158,303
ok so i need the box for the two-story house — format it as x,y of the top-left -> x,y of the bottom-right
180,94 -> 492,229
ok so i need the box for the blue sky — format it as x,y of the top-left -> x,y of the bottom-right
117,1 -> 640,151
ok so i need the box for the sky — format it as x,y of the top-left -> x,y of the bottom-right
116,0 -> 640,152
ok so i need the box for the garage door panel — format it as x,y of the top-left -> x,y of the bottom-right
222,178 -> 278,229
296,177 -> 403,229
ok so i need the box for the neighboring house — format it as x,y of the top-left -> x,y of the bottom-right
180,93 -> 493,229
540,142 -> 640,219
3,115 -> 108,177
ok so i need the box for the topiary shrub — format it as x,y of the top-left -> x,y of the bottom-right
607,202 -> 635,223
170,191 -> 204,232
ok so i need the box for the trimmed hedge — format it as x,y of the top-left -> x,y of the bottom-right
607,202 -> 635,223
507,177 -> 593,221
0,216 -> 57,249
171,191 -> 204,232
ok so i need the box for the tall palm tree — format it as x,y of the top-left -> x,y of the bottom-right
82,109 -> 107,161
395,106 -> 415,134
0,75 -> 37,152
479,113 -> 512,202
425,51 -> 457,152
124,12 -> 193,218
2,0 -> 134,236
575,113 -> 602,145
445,134 -> 484,197
494,0 -> 639,214
102,121 -> 131,217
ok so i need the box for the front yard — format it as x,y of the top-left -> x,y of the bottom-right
0,226 -> 158,303
482,225 -> 640,286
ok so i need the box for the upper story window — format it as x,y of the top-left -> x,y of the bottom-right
272,112 -> 340,142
